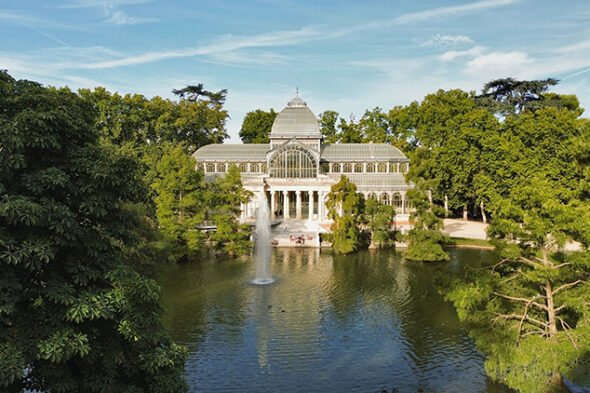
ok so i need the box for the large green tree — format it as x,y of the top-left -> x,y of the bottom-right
403,186 -> 449,262
207,165 -> 253,257
152,143 -> 207,257
0,72 -> 187,392
444,175 -> 590,392
326,176 -> 365,254
239,109 -> 278,143
364,196 -> 396,248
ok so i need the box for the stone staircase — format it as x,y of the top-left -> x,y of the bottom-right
270,219 -> 321,247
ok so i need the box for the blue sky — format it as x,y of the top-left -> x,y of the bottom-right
2,0 -> 590,142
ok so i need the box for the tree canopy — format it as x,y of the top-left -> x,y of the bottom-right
239,108 -> 278,143
0,71 -> 187,393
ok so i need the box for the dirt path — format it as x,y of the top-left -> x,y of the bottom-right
442,219 -> 488,240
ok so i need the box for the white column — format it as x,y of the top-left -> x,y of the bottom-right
318,192 -> 324,220
397,162 -> 400,172
296,191 -> 302,219
225,162 -> 228,171
270,191 -> 276,219
402,193 -> 406,215
363,162 -> 367,173
284,191 -> 290,219
386,162 -> 390,173
308,191 -> 314,220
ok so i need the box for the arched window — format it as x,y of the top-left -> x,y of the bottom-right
378,163 -> 387,173
261,163 -> 267,173
390,162 -> 397,172
206,163 -> 215,173
250,163 -> 259,173
354,163 -> 363,173
239,163 -> 248,173
270,145 -> 317,178
366,163 -> 375,173
399,163 -> 408,173
367,192 -> 377,201
392,193 -> 403,212
196,163 -> 204,172
343,163 -> 352,173
380,193 -> 389,205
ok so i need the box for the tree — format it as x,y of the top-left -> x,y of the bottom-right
152,143 -> 206,257
326,176 -> 365,254
207,165 -> 253,257
403,187 -> 449,262
318,110 -> 340,143
476,77 -> 559,116
444,175 -> 590,392
364,196 -> 396,248
79,86 -> 229,152
172,83 -> 228,106
239,109 -> 278,143
0,71 -> 187,393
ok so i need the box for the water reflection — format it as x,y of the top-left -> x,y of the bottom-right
158,248 -> 514,393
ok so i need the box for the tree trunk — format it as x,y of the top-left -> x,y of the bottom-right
480,200 -> 487,224
444,194 -> 449,218
462,205 -> 468,221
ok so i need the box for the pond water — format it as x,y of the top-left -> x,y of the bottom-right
158,248 -> 515,393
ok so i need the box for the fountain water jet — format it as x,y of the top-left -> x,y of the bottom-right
252,192 -> 274,285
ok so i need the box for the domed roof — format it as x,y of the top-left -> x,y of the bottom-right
269,94 -> 322,139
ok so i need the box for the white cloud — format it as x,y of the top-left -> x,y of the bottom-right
392,0 -> 519,24
62,0 -> 153,8
105,9 -> 157,25
440,45 -> 486,61
465,51 -> 534,77
554,40 -> 590,54
421,34 -> 473,47
72,26 -> 320,69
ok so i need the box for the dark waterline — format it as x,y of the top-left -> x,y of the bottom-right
157,248 -> 515,393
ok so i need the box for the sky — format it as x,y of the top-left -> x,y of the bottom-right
2,0 -> 590,142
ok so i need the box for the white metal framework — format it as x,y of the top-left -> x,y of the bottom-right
270,145 -> 317,178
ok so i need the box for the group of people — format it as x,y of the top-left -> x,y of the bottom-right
289,234 -> 312,245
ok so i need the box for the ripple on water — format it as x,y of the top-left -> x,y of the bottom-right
158,248 -> 517,393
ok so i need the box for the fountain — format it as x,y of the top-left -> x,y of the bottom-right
252,192 -> 274,285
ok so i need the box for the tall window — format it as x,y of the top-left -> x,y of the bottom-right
206,163 -> 215,173
378,163 -> 387,173
343,163 -> 352,173
366,163 -> 375,173
354,163 -> 363,173
270,145 -> 317,178
239,163 -> 248,172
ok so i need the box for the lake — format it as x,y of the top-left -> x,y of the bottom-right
158,248 -> 515,393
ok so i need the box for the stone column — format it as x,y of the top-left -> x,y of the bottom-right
318,192 -> 324,220
308,191 -> 314,220
402,193 -> 406,215
296,191 -> 302,219
284,191 -> 290,219
397,162 -> 400,172
270,191 -> 276,219
386,162 -> 390,173
363,162 -> 367,173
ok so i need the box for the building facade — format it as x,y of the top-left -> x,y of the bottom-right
192,95 -> 412,224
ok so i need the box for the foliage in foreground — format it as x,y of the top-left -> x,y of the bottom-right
443,176 -> 590,393
0,71 -> 188,393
